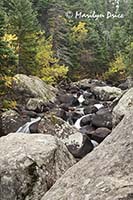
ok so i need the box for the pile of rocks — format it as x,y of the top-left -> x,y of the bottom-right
1,76 -> 133,159
0,75 -> 133,200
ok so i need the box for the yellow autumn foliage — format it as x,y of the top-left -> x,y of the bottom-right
36,35 -> 68,84
41,64 -> 68,84
3,33 -> 17,50
2,100 -> 17,110
104,54 -> 126,81
71,22 -> 88,42
1,76 -> 13,88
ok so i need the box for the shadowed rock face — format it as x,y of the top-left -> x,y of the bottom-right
41,111 -> 133,200
0,134 -> 76,200
0,112 -> 4,136
113,87 -> 133,126
1,110 -> 30,135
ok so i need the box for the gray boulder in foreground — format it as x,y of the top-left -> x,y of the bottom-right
0,133 -> 75,200
41,110 -> 133,200
113,87 -> 133,126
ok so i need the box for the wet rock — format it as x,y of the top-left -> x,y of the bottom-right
67,111 -> 83,124
82,99 -> 99,106
29,120 -> 40,133
92,108 -> 112,129
80,114 -> 93,127
0,133 -> 75,200
41,111 -> 133,200
80,125 -> 96,135
56,109 -> 68,121
88,127 -> 111,143
57,94 -> 79,107
67,134 -> 94,159
92,86 -> 123,101
84,105 -> 98,115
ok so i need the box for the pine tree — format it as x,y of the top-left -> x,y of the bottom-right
0,9 -> 15,76
4,0 -> 39,74
0,8 -> 16,97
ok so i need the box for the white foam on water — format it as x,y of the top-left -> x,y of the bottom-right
78,94 -> 85,104
91,140 -> 99,147
73,94 -> 77,98
74,114 -> 92,130
83,91 -> 89,94
94,104 -> 104,110
75,107 -> 84,115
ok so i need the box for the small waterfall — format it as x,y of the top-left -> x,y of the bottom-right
91,140 -> 99,147
94,104 -> 104,110
74,114 -> 92,130
16,117 -> 41,133
78,94 -> 85,104
75,107 -> 84,115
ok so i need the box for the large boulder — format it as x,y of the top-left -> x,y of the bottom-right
12,74 -> 56,103
41,111 -> 133,200
1,109 -> 29,135
92,86 -> 123,101
0,133 -> 75,200
88,127 -> 111,143
113,87 -> 133,126
38,114 -> 93,158
92,108 -> 112,129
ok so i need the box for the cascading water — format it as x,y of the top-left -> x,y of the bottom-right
94,104 -> 104,110
74,114 -> 93,130
16,117 -> 41,133
78,94 -> 85,104
73,93 -> 105,148
91,140 -> 99,147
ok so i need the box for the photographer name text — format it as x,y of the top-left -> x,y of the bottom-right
66,11 -> 124,20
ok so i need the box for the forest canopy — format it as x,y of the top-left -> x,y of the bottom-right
0,0 -> 133,107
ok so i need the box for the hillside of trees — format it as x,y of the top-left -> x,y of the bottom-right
0,0 -> 133,109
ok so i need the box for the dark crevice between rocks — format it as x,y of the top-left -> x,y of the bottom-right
118,193 -> 133,200
21,162 -> 39,200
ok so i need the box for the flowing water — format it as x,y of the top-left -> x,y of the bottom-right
78,94 -> 85,104
94,104 -> 104,110
74,114 -> 93,130
16,117 -> 41,133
